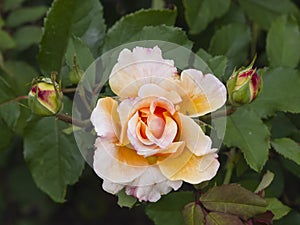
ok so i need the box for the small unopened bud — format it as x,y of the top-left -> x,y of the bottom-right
227,57 -> 263,106
69,55 -> 84,84
28,77 -> 63,116
69,66 -> 84,84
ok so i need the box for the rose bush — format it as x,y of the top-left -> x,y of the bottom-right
90,46 -> 227,202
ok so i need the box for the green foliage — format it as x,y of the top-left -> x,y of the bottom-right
38,0 -> 105,74
13,26 -> 42,51
6,6 -> 48,27
117,190 -> 137,208
146,192 -> 194,225
208,23 -> 251,75
266,198 -> 291,220
255,170 -> 274,193
23,117 -> 85,202
183,0 -> 231,34
126,25 -> 193,49
271,138 -> 300,165
205,212 -> 243,225
3,61 -> 37,95
274,211 -> 300,225
238,0 -> 300,30
3,0 -> 25,12
200,184 -> 267,219
102,8 -> 177,51
65,36 -> 94,71
0,118 -> 14,151
266,15 -> 300,68
196,49 -> 228,80
220,109 -> 270,171
249,68 -> 300,117
182,203 -> 204,225
0,30 -> 16,50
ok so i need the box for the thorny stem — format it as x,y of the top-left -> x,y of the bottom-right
201,106 -> 236,121
194,190 -> 200,205
62,87 -> 77,93
0,95 -> 28,106
223,148 -> 237,184
56,113 -> 91,128
251,23 -> 260,59
194,188 -> 208,222
79,89 -> 92,113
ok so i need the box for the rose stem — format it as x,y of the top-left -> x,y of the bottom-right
56,113 -> 91,128
223,148 -> 237,185
0,95 -> 28,107
62,87 -> 77,93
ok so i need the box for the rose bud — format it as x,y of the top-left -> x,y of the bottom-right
69,65 -> 84,85
28,77 -> 63,116
227,58 -> 262,106
69,55 -> 84,84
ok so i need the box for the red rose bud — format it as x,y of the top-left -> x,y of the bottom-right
28,77 -> 63,116
227,58 -> 263,106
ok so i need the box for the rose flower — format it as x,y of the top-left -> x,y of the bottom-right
91,46 -> 227,202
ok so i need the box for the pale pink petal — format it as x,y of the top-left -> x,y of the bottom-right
102,179 -> 124,194
90,97 -> 120,140
150,97 -> 176,115
136,120 -> 153,146
158,146 -> 192,179
138,83 -> 182,104
127,111 -> 157,156
125,166 -> 182,202
180,114 -> 212,156
147,113 -> 165,138
117,98 -> 136,145
171,153 -> 220,184
146,113 -> 177,149
159,148 -> 220,184
138,141 -> 185,158
93,138 -> 148,183
127,110 -> 183,157
162,69 -> 227,117
155,141 -> 185,155
109,46 -> 177,98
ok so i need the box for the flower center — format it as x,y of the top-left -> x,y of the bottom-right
127,97 -> 179,157
148,114 -> 165,138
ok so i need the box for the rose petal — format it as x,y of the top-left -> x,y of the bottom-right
180,114 -> 212,156
109,46 -> 177,98
158,145 -> 191,179
164,69 -> 227,117
146,113 -> 177,149
127,111 -> 157,155
117,98 -> 137,145
90,97 -> 120,140
170,153 -> 220,184
150,97 -> 176,115
159,148 -> 220,184
125,166 -> 182,202
127,110 -> 183,157
147,113 -> 165,138
136,120 -> 153,146
155,141 -> 185,155
94,138 -> 148,183
138,83 -> 182,104
102,179 -> 124,194
137,141 -> 184,158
